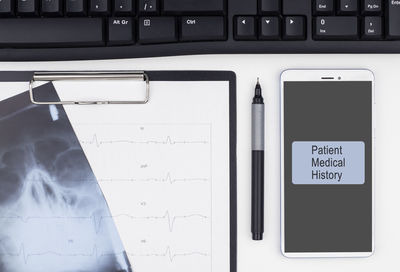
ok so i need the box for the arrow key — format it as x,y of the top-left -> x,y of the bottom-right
234,16 -> 256,40
338,0 -> 358,15
283,16 -> 306,40
260,17 -> 280,40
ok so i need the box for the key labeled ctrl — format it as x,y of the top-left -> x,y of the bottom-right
180,16 -> 226,42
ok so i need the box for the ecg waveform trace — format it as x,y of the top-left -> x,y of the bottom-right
129,246 -> 209,262
22,172 -> 208,185
98,172 -> 208,184
0,244 -> 122,264
79,134 -> 208,147
0,210 -> 209,233
0,244 -> 209,264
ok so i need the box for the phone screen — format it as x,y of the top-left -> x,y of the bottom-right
283,80 -> 373,253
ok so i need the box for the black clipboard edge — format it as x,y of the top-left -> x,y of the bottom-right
0,70 -> 238,272
147,71 -> 237,272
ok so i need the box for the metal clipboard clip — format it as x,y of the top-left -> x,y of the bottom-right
29,71 -> 150,105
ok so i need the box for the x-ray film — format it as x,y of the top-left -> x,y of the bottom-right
0,83 -> 132,272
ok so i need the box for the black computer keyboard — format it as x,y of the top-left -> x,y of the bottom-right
0,0 -> 399,60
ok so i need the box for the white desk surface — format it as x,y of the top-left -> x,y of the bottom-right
2,55 -> 399,271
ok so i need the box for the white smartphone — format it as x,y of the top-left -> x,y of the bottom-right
280,70 -> 375,258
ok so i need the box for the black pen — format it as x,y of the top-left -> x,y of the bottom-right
251,78 -> 265,241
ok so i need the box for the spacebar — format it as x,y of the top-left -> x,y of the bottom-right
0,18 -> 104,47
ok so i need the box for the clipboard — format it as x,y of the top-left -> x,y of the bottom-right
0,70 -> 237,272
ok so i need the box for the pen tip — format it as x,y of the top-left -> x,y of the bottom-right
254,78 -> 262,98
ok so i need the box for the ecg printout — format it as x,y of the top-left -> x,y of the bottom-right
55,80 -> 232,272
0,80 -> 231,272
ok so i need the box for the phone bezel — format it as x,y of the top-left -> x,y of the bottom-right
280,69 -> 375,258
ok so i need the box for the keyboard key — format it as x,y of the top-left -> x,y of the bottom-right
230,0 -> 257,15
138,17 -> 177,44
66,0 -> 86,15
283,16 -> 305,40
180,16 -> 226,42
338,0 -> 358,15
259,17 -> 280,40
41,0 -> 62,16
314,0 -> 334,15
362,0 -> 381,14
108,17 -> 134,45
259,0 -> 280,14
362,16 -> 382,40
387,0 -> 400,39
235,16 -> 256,40
114,0 -> 134,15
314,16 -> 358,40
163,0 -> 224,14
139,0 -> 157,14
90,0 -> 109,15
0,18 -> 104,46
282,0 -> 308,15
0,0 -> 13,15
17,0 -> 38,15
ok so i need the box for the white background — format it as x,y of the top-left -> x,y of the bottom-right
1,54 -> 399,271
